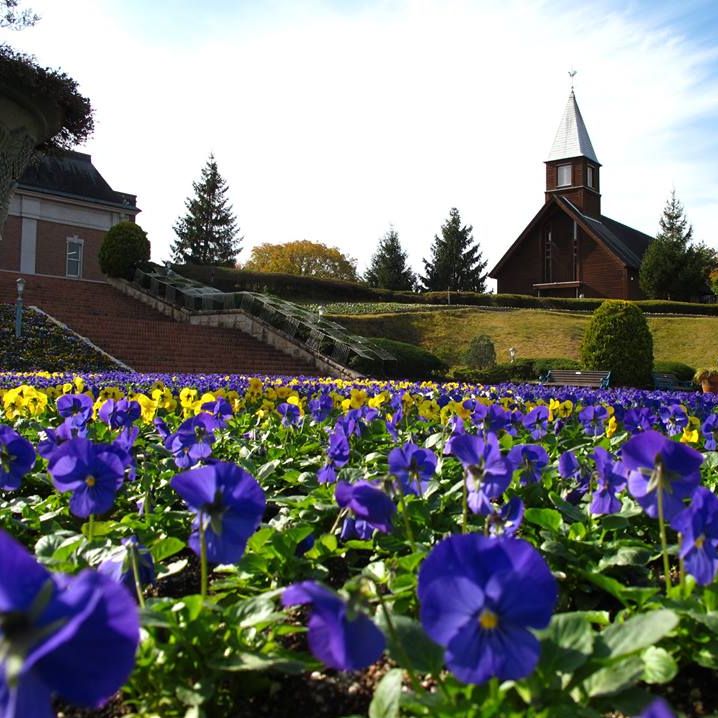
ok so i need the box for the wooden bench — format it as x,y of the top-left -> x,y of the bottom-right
540,369 -> 611,389
652,372 -> 694,392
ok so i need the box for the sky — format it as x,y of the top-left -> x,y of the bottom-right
3,0 -> 718,286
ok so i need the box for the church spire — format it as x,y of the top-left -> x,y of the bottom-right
547,89 -> 599,164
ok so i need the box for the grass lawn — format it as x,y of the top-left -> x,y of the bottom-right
332,308 -> 717,368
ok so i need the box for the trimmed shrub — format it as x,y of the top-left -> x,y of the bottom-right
464,334 -> 496,369
350,338 -> 447,380
99,222 -> 150,279
653,360 -> 695,383
580,301 -> 653,387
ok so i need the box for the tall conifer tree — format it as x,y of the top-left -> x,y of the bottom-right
172,155 -> 241,266
364,227 -> 415,290
421,208 -> 487,293
639,191 -> 715,301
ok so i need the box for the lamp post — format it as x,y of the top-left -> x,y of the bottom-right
15,277 -> 25,338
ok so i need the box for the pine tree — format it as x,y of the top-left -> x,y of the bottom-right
420,208 -> 487,293
639,191 -> 715,301
172,155 -> 241,266
364,227 -> 416,290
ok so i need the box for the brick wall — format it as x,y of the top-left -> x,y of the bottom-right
0,216 -> 21,271
34,220 -> 105,281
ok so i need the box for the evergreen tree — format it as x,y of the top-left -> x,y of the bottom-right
172,155 -> 241,266
364,227 -> 416,290
639,191 -> 716,301
420,208 -> 487,293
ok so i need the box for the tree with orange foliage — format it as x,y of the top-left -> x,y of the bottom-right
243,240 -> 358,281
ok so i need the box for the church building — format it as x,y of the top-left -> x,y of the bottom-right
489,89 -> 653,299
0,151 -> 139,282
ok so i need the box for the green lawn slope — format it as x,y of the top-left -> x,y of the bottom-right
332,308 -> 717,369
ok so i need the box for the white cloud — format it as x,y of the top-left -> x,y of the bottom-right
4,0 -> 718,284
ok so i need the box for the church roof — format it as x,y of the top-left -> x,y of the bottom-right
558,198 -> 652,268
546,90 -> 599,164
16,151 -> 138,211
489,196 -> 653,277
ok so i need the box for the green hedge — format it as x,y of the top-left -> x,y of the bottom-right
174,264 -> 718,315
450,357 -> 581,384
653,361 -> 696,382
350,338 -> 447,380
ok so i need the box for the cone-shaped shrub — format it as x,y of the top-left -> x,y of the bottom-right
580,300 -> 653,387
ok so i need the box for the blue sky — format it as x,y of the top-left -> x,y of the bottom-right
3,0 -> 718,282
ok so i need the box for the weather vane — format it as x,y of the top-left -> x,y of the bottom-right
568,69 -> 577,90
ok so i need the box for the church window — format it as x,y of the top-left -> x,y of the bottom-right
557,164 -> 572,187
587,165 -> 594,188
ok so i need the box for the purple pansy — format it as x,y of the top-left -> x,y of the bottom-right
387,442 -> 437,496
201,397 -> 233,426
507,443 -> 549,486
308,393 -> 334,422
0,424 -> 35,491
281,581 -> 385,670
277,402 -> 301,427
670,486 -> 718,585
98,398 -> 141,430
578,405 -> 608,437
590,448 -> 627,515
636,697 -> 676,718
622,430 -> 703,520
327,425 -> 351,467
450,433 -> 513,515
47,438 -> 127,518
486,497 -> 524,537
558,450 -> 591,504
418,534 -> 557,684
98,536 -> 156,599
335,480 -> 395,536
659,405 -> 688,437
522,406 -> 549,440
171,462 -> 265,564
701,413 -> 718,451
166,413 -> 221,469
0,529 -> 139,716
56,394 -> 94,430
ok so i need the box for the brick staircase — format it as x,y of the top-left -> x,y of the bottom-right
0,272 -> 320,375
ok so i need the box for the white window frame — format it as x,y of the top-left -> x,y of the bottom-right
587,165 -> 594,188
557,164 -> 572,187
66,236 -> 84,279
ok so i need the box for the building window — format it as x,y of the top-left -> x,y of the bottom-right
557,164 -> 572,187
587,165 -> 594,188
544,231 -> 552,282
66,237 -> 83,278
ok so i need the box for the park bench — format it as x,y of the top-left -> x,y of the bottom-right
652,372 -> 694,392
540,369 -> 611,389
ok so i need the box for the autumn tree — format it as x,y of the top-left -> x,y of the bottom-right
364,227 -> 415,290
243,240 -> 358,281
172,155 -> 241,266
639,191 -> 716,301
421,208 -> 487,292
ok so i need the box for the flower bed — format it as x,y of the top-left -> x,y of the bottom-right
0,305 -> 119,371
1,371 -> 717,717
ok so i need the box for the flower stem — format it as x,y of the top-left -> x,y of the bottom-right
394,481 -> 417,552
87,513 -> 95,542
129,545 -> 146,609
461,477 -> 469,534
374,586 -> 422,695
329,508 -> 347,535
199,511 -> 208,601
656,484 -> 672,595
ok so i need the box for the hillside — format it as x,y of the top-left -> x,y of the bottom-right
331,307 -> 718,369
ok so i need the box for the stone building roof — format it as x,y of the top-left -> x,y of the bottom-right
17,151 -> 138,211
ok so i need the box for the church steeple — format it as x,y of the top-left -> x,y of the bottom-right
545,88 -> 601,217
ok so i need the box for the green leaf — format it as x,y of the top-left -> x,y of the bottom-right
375,613 -> 444,674
369,668 -> 403,718
576,570 -> 658,608
151,536 -> 185,563
256,459 -> 281,481
537,612 -> 594,674
641,646 -> 677,684
232,592 -> 284,628
210,651 -> 309,674
599,610 -> 678,659
525,507 -> 563,533
581,656 -> 644,697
